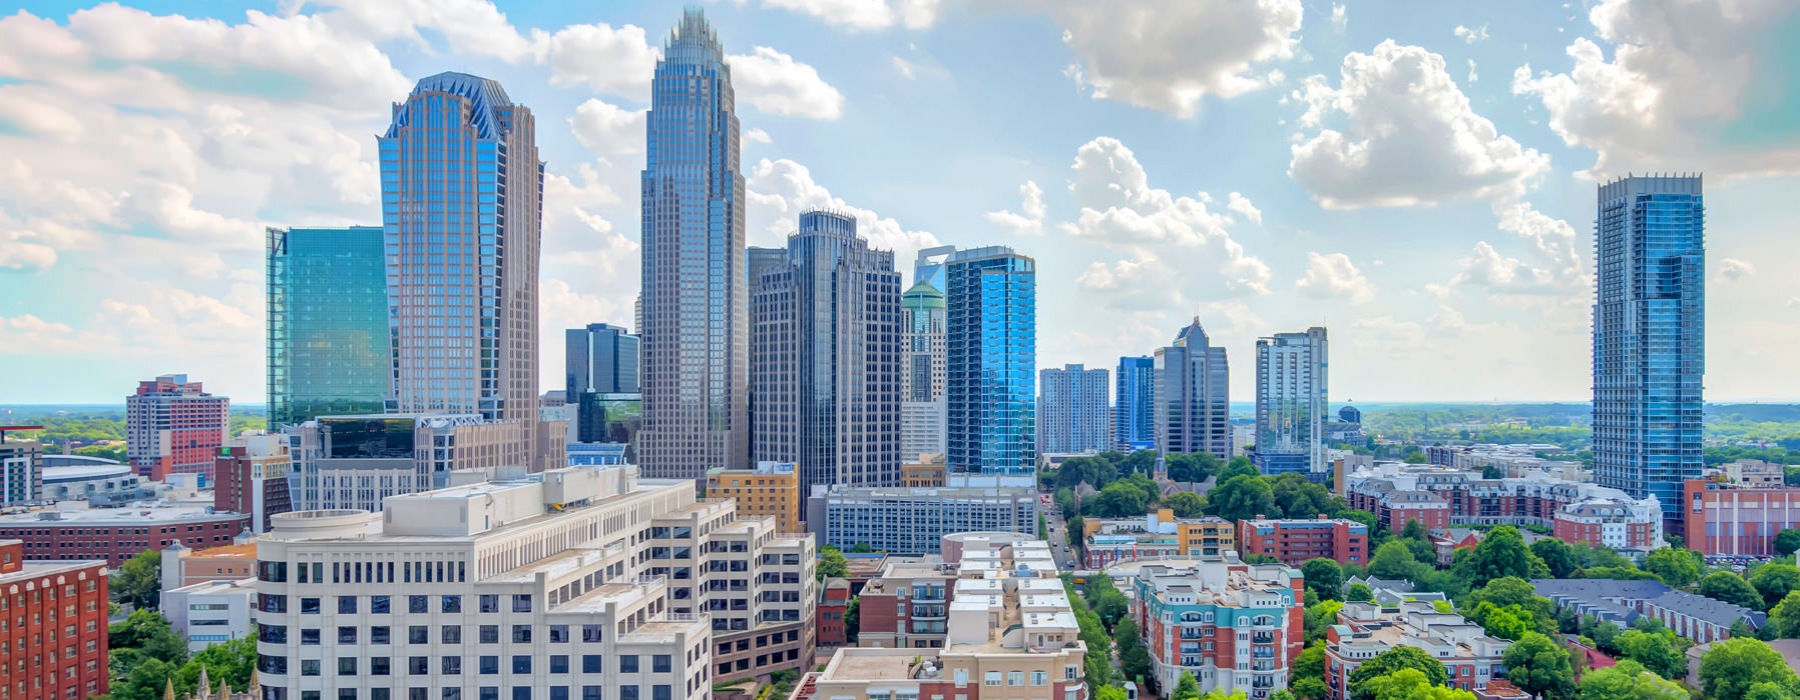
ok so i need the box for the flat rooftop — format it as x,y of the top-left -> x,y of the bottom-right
6,559 -> 106,580
827,649 -> 917,681
0,505 -> 247,525
184,542 -> 257,559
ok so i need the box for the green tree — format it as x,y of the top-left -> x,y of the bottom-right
1094,688 -> 1129,700
1303,559 -> 1345,601
1163,491 -> 1206,518
1271,474 -> 1341,518
1346,582 -> 1374,602
1166,452 -> 1221,483
173,636 -> 257,694
1643,548 -> 1703,587
1575,659 -> 1691,700
1206,475 -> 1277,523
1171,671 -> 1202,700
1269,691 -> 1297,700
844,597 -> 859,643
1753,563 -> 1800,609
1360,668 -> 1478,700
1699,637 -> 1800,700
1532,538 -> 1581,579
1462,526 -> 1539,587
114,549 -> 162,610
1054,488 -> 1078,519
1591,620 -> 1622,654
1292,643 -> 1329,700
1743,682 -> 1800,700
109,609 -> 189,677
1477,604 -> 1536,641
1368,540 -> 1425,580
1581,566 -> 1662,582
1304,599 -> 1344,645
849,542 -> 874,554
1615,629 -> 1686,680
1700,571 -> 1765,609
817,546 -> 849,580
1348,646 -> 1449,700
1116,616 -> 1154,686
107,657 -> 178,700
1767,590 -> 1800,638
1776,529 -> 1800,557
1219,457 -> 1259,484
1089,480 -> 1155,517
1403,453 -> 1429,464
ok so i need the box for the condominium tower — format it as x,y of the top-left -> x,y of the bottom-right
638,9 -> 749,479
1115,356 -> 1156,451
1154,319 -> 1230,460
900,279 -> 947,460
749,210 -> 903,489
126,373 -> 229,482
944,246 -> 1036,479
267,226 -> 389,430
1038,364 -> 1110,454
1593,174 -> 1705,527
1254,328 -> 1328,478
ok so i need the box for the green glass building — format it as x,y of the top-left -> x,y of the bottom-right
267,226 -> 390,429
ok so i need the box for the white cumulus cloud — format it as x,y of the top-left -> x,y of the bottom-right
985,181 -> 1047,236
729,47 -> 847,119
1296,252 -> 1375,304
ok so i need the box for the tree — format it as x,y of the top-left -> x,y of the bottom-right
1403,453 -> 1429,464
1347,646 -> 1449,700
1401,519 -> 1430,541
174,635 -> 257,694
1218,457 -> 1258,484
1462,526 -> 1539,587
1698,637 -> 1800,700
1616,629 -> 1685,680
843,598 -> 859,643
817,546 -> 849,580
849,542 -> 874,554
1292,643 -> 1329,700
1768,590 -> 1800,638
114,549 -> 162,610
1477,604 -> 1536,641
1089,480 -> 1155,517
107,657 -> 177,700
1054,488 -> 1078,519
1532,538 -> 1581,579
1270,692 -> 1297,700
1359,668 -> 1478,700
1303,559 -> 1345,601
1207,475 -> 1277,523
1117,616 -> 1154,686
1753,563 -> 1800,609
1094,688 -> 1129,700
1272,474 -> 1340,518
1643,548 -> 1703,587
1346,582 -> 1374,603
1504,633 -> 1575,700
1743,682 -> 1799,700
1575,659 -> 1691,700
1700,571 -> 1765,610
1166,452 -> 1221,483
1171,671 -> 1202,700
1581,566 -> 1662,582
1163,491 -> 1206,518
1304,599 -> 1344,645
1591,620 -> 1622,654
110,609 -> 189,674
1368,540 -> 1425,580
1776,529 -> 1800,557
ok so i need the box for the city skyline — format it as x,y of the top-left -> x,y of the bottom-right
2,1 -> 1798,405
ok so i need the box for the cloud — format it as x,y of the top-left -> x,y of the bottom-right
1512,0 -> 1800,177
1719,258 -> 1755,282
1453,24 -> 1489,43
985,181 -> 1047,236
744,128 -> 773,144
728,47 -> 846,119
746,158 -> 941,262
1226,192 -> 1262,225
1295,252 -> 1376,304
1331,3 -> 1347,31
570,98 -> 647,160
1468,59 -> 1479,83
534,22 -> 660,100
306,0 -> 538,61
1074,257 -> 1189,312
753,0 -> 942,30
892,55 -> 917,79
1289,41 -> 1550,209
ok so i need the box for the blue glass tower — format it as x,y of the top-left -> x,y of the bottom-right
1593,174 -> 1705,527
638,9 -> 749,480
1115,356 -> 1156,451
945,246 -> 1036,478
267,226 -> 389,430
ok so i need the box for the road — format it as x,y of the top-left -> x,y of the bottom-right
1039,494 -> 1079,570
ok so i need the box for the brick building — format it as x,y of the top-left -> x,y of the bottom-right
1683,479 -> 1800,556
0,505 -> 250,566
818,578 -> 851,648
705,461 -> 802,533
1133,556 -> 1305,697
212,434 -> 292,534
1344,463 -> 1663,550
1324,596 -> 1511,699
1081,509 -> 1235,568
0,539 -> 110,699
1235,516 -> 1369,566
126,373 -> 229,482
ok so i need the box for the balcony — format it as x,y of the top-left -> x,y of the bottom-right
1252,632 -> 1275,644
1179,628 -> 1207,640
1251,648 -> 1274,659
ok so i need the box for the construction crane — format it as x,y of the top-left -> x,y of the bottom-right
0,426 -> 44,444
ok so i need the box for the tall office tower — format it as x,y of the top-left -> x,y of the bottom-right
267,226 -> 389,430
1594,174 -> 1705,528
1254,328 -> 1329,479
126,373 -> 229,482
1038,364 -> 1111,454
380,72 -> 547,467
944,246 -> 1037,480
749,210 -> 903,490
1116,356 -> 1156,451
566,323 -> 640,444
900,280 -> 948,460
913,245 -> 955,292
1154,319 -> 1231,460
639,9 -> 749,480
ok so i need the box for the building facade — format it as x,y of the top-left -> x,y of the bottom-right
749,210 -> 903,490
1155,320 -> 1230,460
638,10 -> 750,480
900,281 -> 947,461
289,414 -> 559,513
266,226 -> 389,430
213,434 -> 293,535
1235,516 -> 1368,566
0,540 -> 109,699
1116,356 -> 1156,451
40,462 -> 146,503
944,247 -> 1036,480
127,373 -> 229,482
566,323 -> 640,446
1038,364 -> 1111,455
1682,479 -> 1800,555
1324,597 -> 1511,699
1344,463 -> 1664,550
165,577 -> 257,652
813,486 -> 1037,555
0,438 -> 41,508
0,506 -> 248,566
1133,558 -> 1305,697
1080,510 -> 1236,569
1253,328 -> 1328,478
705,462 -> 802,534
1592,175 -> 1705,528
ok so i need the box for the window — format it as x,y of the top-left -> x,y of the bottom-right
371,658 -> 391,676
409,596 -> 429,614
512,690 -> 531,700
338,627 -> 358,644
338,658 -> 357,676
513,656 -> 532,674
301,629 -> 321,646
1031,671 -> 1048,686
302,660 -> 320,677
442,625 -> 461,644
651,687 -> 669,700
338,597 -> 358,614
984,671 -> 1002,686
409,657 -> 429,675
581,688 -> 602,700
371,596 -> 391,614
442,595 -> 462,613
480,689 -> 498,700
409,626 -> 429,644
479,595 -> 499,613
652,655 -> 671,673
620,656 -> 638,673
551,656 -> 569,674
443,691 -> 462,700
513,595 -> 532,613
512,625 -> 532,643
480,625 -> 499,644
1008,671 -> 1023,686
549,625 -> 569,643
619,688 -> 638,700
301,598 -> 321,614
479,656 -> 498,675
442,657 -> 462,675
339,691 -> 357,700
582,655 -> 603,673
550,689 -> 568,700
371,627 -> 390,645
582,624 -> 604,642
1065,666 -> 1078,680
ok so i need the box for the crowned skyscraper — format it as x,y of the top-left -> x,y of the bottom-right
638,10 -> 749,479
1155,319 -> 1230,461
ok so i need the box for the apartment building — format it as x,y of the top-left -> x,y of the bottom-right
705,462 -> 801,533
1235,516 -> 1369,566
0,539 -> 109,699
254,465 -> 816,700
1132,557 -> 1305,697
1532,579 -> 1765,645
214,434 -> 294,534
0,504 -> 249,566
811,486 -> 1036,555
1324,597 -> 1512,699
1080,510 -> 1236,569
1344,463 -> 1663,550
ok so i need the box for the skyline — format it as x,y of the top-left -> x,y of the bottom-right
2,0 -> 1799,404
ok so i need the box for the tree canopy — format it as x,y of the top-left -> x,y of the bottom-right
1698,638 -> 1800,700
114,549 -> 162,610
1615,629 -> 1686,680
1502,632 -> 1576,699
1358,668 -> 1477,700
1642,548 -> 1703,587
1461,526 -> 1542,587
817,545 -> 849,580
1207,474 -> 1277,523
1575,660 -> 1691,700
1163,491 -> 1206,518
1753,563 -> 1800,609
1531,538 -> 1580,579
1699,571 -> 1764,610
1303,559 -> 1345,601
1348,646 -> 1450,700
1776,529 -> 1800,557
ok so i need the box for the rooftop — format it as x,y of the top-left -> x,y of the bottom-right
0,504 -> 247,525
178,542 -> 258,559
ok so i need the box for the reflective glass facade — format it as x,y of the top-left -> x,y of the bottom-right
944,247 -> 1036,476
1593,175 -> 1705,526
266,226 -> 389,429
1254,327 -> 1328,478
1115,356 -> 1156,451
639,10 -> 749,479
1155,319 -> 1231,460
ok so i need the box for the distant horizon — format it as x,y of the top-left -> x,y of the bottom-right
10,399 -> 1800,411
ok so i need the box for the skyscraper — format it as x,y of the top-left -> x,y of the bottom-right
945,246 -> 1036,479
749,210 -> 903,489
1038,364 -> 1111,454
1593,174 -> 1705,527
565,323 -> 640,397
1115,356 -> 1156,451
379,71 -> 544,467
126,374 -> 229,482
900,280 -> 947,460
267,226 -> 389,430
638,9 -> 749,480
1154,319 -> 1230,460
1254,327 -> 1328,479
913,245 -> 955,293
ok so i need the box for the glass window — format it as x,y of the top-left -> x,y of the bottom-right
512,656 -> 532,674
551,655 -> 569,674
480,625 -> 499,644
442,595 -> 462,613
512,595 -> 532,613
620,656 -> 638,673
371,657 -> 390,676
479,595 -> 499,613
338,597 -> 358,614
409,596 -> 429,614
337,658 -> 357,676
371,626 -> 390,645
370,596 -> 389,614
479,656 -> 498,675
338,627 -> 357,644
301,598 -> 320,614
652,655 -> 670,673
582,655 -> 603,674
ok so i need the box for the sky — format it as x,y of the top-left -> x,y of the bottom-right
1,0 -> 1798,405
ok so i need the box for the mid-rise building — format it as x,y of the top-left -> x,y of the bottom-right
901,280 -> 948,461
0,540 -> 109,699
638,9 -> 750,480
213,434 -> 293,534
750,210 -> 903,490
1324,596 -> 1512,699
127,373 -> 229,482
1038,364 -> 1111,455
706,461 -> 802,534
1682,479 -> 1800,555
567,323 -> 640,445
811,486 -> 1037,555
164,577 -> 257,652
266,225 -> 389,430
0,504 -> 248,566
1235,516 -> 1368,566
817,578 -> 851,649
1116,356 -> 1156,451
1080,510 -> 1236,569
289,414 -> 562,513
900,401 -> 947,463
162,541 -> 259,589
1254,328 -> 1328,479
1155,319 -> 1230,460
1718,459 -> 1788,489
0,437 -> 41,507
1344,463 -> 1664,551
1592,175 -> 1705,529
1133,557 -> 1305,696
944,246 -> 1036,481
901,454 -> 947,488
1532,578 -> 1764,644
255,464 -> 817,698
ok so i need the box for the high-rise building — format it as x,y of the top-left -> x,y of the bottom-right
900,280 -> 948,461
0,437 -> 41,508
288,414 -> 555,513
213,434 -> 293,534
1593,175 -> 1705,527
1154,319 -> 1230,460
749,210 -> 903,490
266,226 -> 389,430
944,246 -> 1036,479
639,9 -> 749,480
1254,327 -> 1329,478
1115,356 -> 1156,451
1038,364 -> 1110,454
380,71 -> 549,467
913,245 -> 956,294
126,373 -> 229,482
566,323 -> 640,445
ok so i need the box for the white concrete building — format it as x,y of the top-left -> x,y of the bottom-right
165,577 -> 257,651
900,399 -> 947,463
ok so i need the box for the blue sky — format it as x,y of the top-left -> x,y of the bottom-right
1,0 -> 1797,405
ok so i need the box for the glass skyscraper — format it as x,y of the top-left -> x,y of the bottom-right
266,226 -> 389,429
1254,327 -> 1328,479
1593,175 -> 1705,527
1115,356 -> 1156,451
1038,364 -> 1110,454
566,323 -> 640,396
1155,319 -> 1230,460
748,210 -> 902,489
638,9 -> 749,480
944,246 -> 1036,478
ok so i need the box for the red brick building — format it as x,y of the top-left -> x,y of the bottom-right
0,507 -> 249,566
212,435 -> 292,534
0,539 -> 110,699
126,374 -> 229,482
817,578 -> 851,648
1683,479 -> 1800,555
855,559 -> 955,649
1345,464 -> 1662,549
1133,558 -> 1306,695
1236,516 -> 1370,565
